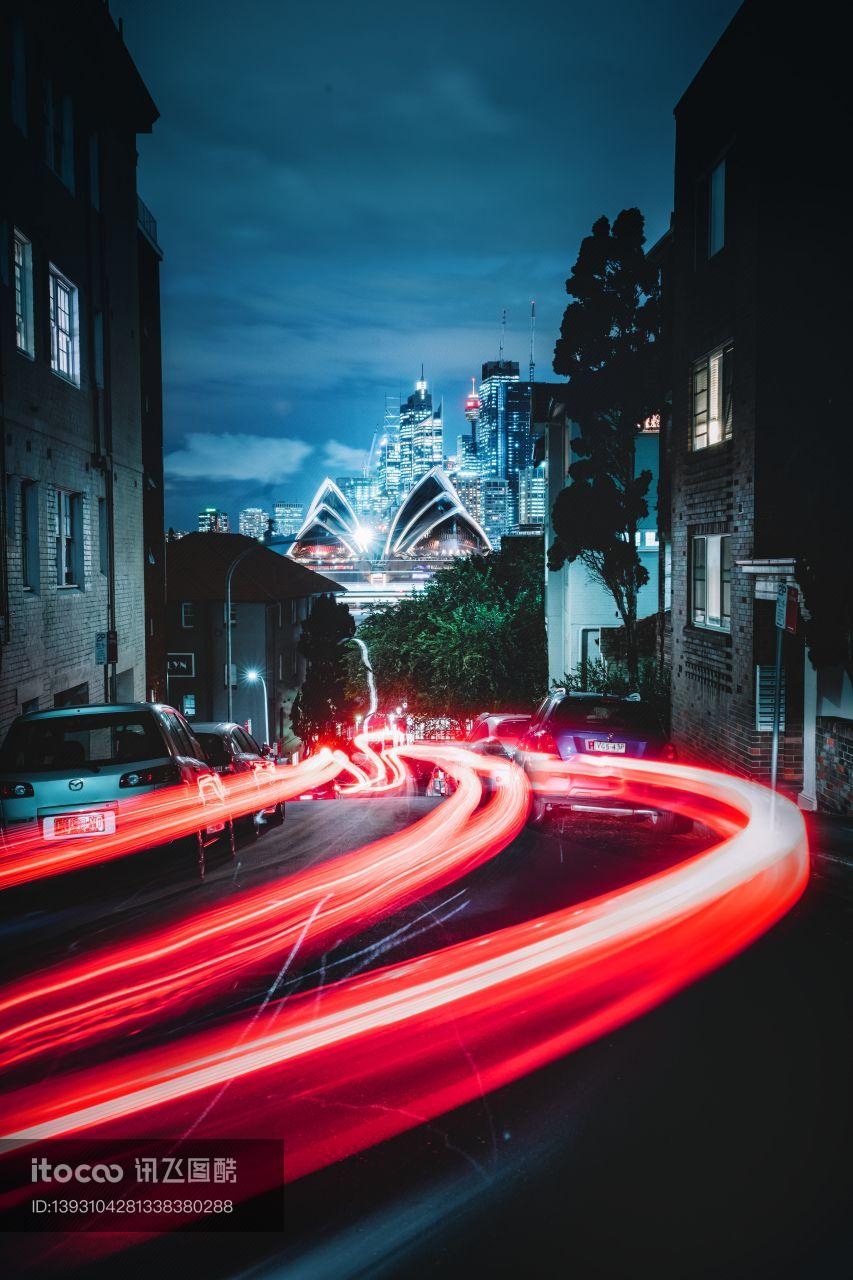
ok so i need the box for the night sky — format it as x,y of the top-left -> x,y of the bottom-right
118,0 -> 741,532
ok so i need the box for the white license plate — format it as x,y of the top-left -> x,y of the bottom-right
587,741 -> 626,754
43,810 -> 116,839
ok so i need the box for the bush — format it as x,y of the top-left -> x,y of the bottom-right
555,658 -> 672,733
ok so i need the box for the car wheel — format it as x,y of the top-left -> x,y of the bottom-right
267,801 -> 285,826
528,796 -> 548,827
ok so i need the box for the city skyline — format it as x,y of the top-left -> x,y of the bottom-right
116,0 -> 742,531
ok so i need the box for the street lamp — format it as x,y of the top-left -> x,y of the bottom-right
225,546 -> 256,722
342,636 -> 377,733
245,669 -> 269,747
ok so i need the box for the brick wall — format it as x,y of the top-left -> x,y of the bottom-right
816,718 -> 853,815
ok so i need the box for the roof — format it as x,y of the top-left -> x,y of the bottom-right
166,533 -> 345,603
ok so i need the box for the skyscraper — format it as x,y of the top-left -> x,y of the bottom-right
272,502 -> 304,537
477,360 -> 532,483
238,507 -> 270,540
399,371 -> 443,493
198,507 -> 230,533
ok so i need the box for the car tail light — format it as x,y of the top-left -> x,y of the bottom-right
0,781 -> 34,799
520,728 -> 559,756
119,762 -> 181,788
661,742 -> 678,761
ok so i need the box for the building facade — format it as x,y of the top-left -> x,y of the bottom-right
238,507 -> 269,541
0,0 -> 161,732
399,372 -> 443,494
272,501 -> 303,538
198,506 -> 230,533
165,533 -> 344,752
667,0 -> 850,805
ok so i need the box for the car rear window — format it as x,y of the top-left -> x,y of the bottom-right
495,719 -> 530,738
547,699 -> 661,733
0,712 -> 167,771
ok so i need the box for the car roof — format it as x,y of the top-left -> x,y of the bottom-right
13,703 -> 180,722
193,722 -> 246,733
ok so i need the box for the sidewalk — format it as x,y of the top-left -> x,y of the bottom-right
803,810 -> 853,890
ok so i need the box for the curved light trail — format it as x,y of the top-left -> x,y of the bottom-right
0,753 -> 807,1198
0,745 -> 523,1074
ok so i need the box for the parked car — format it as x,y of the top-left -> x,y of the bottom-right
466,712 -> 532,758
516,691 -> 690,833
192,722 -> 285,836
0,703 -> 234,876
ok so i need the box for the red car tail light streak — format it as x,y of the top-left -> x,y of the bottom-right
0,747 -> 523,1074
0,755 -> 806,1199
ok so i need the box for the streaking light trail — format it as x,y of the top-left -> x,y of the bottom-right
0,754 -> 807,1196
0,745 -> 523,1073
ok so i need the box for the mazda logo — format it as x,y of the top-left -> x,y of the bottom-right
68,779 -> 84,792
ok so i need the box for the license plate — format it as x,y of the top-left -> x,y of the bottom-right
43,810 -> 116,839
587,741 -> 626,753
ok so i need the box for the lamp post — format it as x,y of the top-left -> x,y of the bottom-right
225,547 -> 255,721
245,669 -> 269,747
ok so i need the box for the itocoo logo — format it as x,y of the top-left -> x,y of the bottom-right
31,1158 -> 123,1184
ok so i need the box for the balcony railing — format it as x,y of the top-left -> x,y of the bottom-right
137,196 -> 162,255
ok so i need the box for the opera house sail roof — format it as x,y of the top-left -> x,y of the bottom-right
382,468 -> 491,559
290,468 -> 490,567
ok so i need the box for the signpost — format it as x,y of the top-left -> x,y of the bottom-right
96,630 -> 118,701
770,584 -> 798,792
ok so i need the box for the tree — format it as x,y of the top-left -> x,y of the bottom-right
550,208 -> 666,684
290,595 -> 356,747
353,540 -> 547,715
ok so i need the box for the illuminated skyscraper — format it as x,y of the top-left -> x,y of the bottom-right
198,506 -> 230,533
238,507 -> 270,540
272,502 -> 304,537
399,370 -> 443,492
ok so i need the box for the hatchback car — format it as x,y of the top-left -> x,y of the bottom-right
516,691 -> 689,832
0,703 -> 233,875
192,721 -> 284,836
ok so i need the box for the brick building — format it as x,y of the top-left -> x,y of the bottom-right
0,0 -> 163,733
667,0 -> 851,804
165,533 -> 344,753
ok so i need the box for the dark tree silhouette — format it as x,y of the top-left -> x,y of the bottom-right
290,595 -> 356,747
550,208 -> 666,683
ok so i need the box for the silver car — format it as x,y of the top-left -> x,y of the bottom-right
0,703 -> 233,876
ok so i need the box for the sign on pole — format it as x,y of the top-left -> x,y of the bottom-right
775,584 -> 798,634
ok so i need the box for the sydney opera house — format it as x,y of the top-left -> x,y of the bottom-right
289,467 -> 491,616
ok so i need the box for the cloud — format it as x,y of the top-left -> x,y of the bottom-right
165,433 -> 312,482
323,440 -> 370,472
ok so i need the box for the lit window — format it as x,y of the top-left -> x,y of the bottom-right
182,693 -> 196,718
181,602 -> 194,628
709,159 -> 726,256
691,344 -> 733,450
49,266 -> 80,385
691,534 -> 731,631
14,231 -> 34,357
55,490 -> 82,587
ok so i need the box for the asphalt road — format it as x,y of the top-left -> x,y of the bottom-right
2,797 -> 851,1280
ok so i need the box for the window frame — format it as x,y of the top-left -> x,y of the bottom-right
48,264 -> 80,386
181,602 -> 195,629
691,343 -> 733,451
55,488 -> 83,589
708,157 -> 726,257
13,230 -> 35,358
690,533 -> 732,632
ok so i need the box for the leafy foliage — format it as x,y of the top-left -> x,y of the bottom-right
290,595 -> 356,746
550,209 -> 666,681
556,658 -> 672,734
353,541 -> 548,715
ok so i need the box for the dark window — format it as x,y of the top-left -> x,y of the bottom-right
21,481 -> 39,590
547,699 -> 658,733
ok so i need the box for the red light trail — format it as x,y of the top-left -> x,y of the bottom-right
0,744 -> 522,1074
0,751 -> 807,1199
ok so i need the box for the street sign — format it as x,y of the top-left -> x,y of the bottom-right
775,584 -> 798,634
96,630 -> 118,664
167,652 -> 195,677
